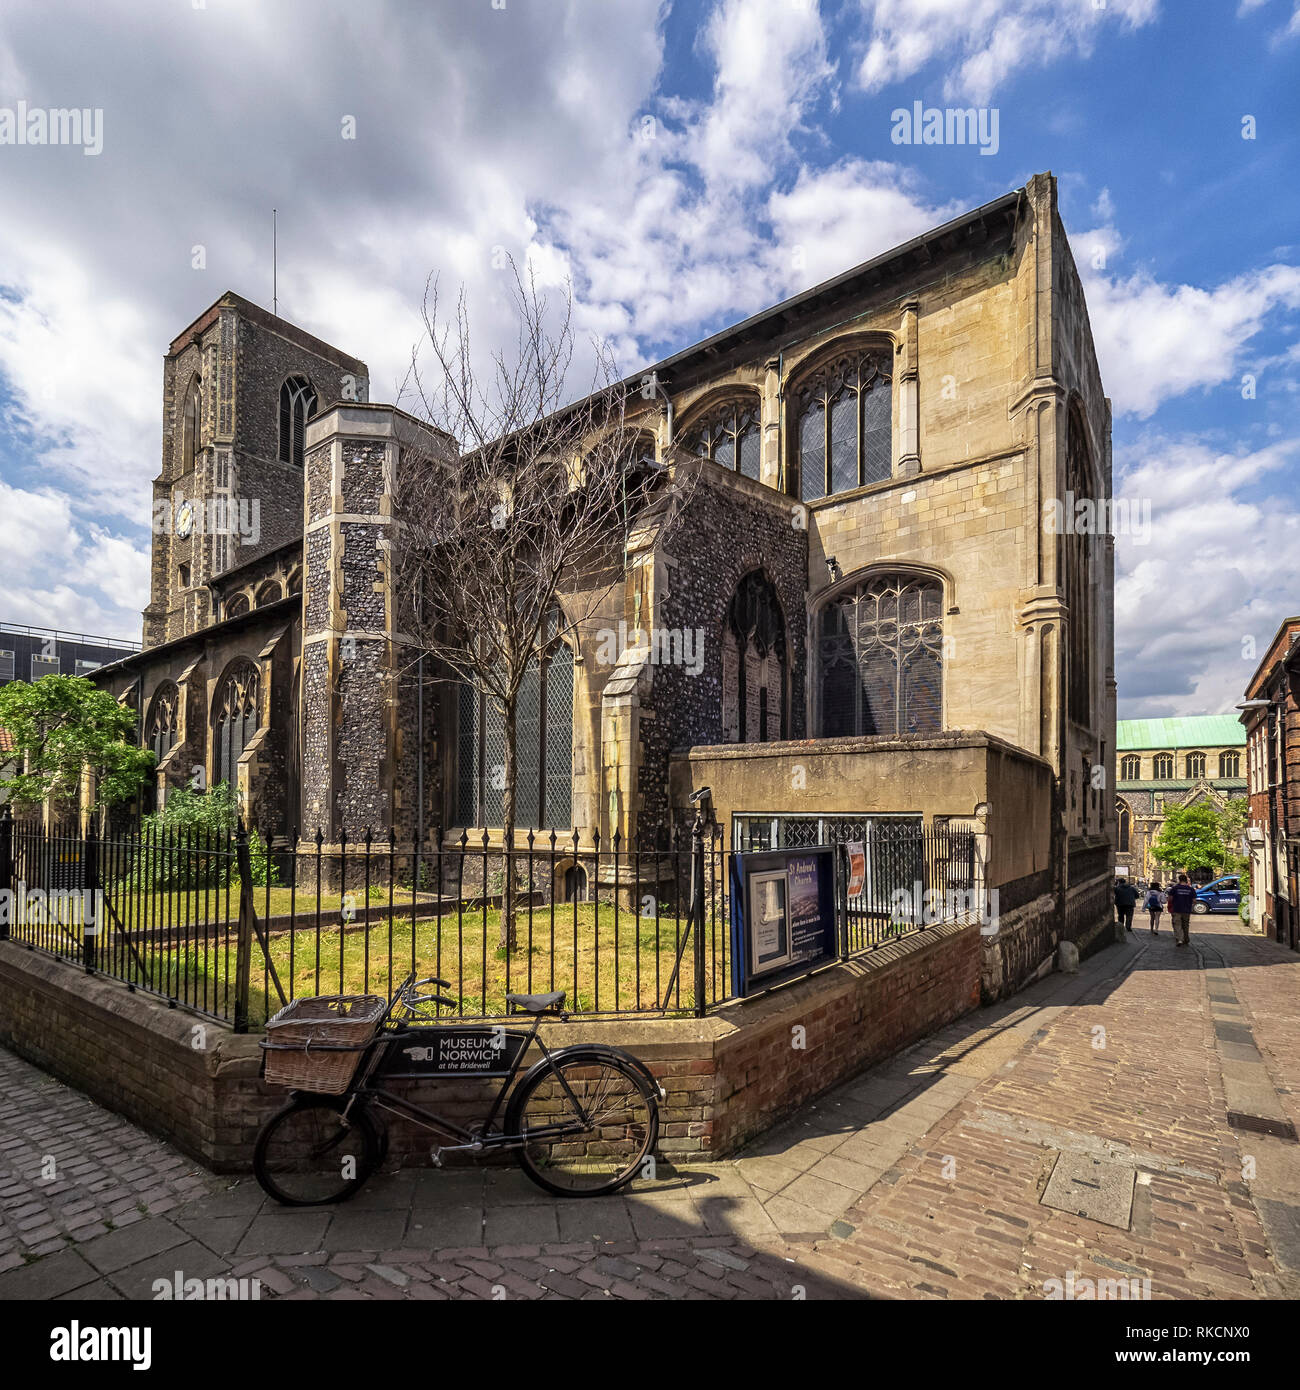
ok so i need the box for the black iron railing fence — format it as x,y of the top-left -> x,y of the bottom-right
0,807 -> 978,1031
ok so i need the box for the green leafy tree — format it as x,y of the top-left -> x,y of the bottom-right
1152,798 -> 1245,879
0,675 -> 153,812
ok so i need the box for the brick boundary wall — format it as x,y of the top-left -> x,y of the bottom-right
1,920 -> 980,1172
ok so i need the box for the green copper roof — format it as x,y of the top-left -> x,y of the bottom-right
1116,716 -> 1245,751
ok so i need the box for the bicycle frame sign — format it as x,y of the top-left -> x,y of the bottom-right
729,845 -> 838,998
381,1026 -> 530,1079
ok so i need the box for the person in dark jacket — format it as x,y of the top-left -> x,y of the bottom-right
1166,874 -> 1197,946
1114,877 -> 1140,933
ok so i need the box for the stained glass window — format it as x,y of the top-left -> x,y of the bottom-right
818,574 -> 943,737
214,660 -> 259,790
683,399 -> 762,482
796,347 -> 892,502
146,682 -> 180,767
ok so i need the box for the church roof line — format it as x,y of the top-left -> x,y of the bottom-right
166,290 -> 368,376
1116,716 -> 1246,750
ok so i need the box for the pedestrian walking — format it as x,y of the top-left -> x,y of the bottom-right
1166,873 -> 1197,946
1144,881 -> 1165,934
1114,876 -> 1140,934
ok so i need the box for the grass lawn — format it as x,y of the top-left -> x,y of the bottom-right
239,902 -> 731,1026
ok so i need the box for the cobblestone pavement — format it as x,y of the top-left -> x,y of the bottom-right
2,914 -> 1299,1300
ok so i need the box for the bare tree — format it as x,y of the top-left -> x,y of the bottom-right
396,260 -> 685,948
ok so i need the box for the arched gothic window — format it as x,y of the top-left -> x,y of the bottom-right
213,660 -> 260,791
796,345 -> 891,502
684,398 -> 761,482
721,571 -> 785,743
1152,751 -> 1174,780
225,593 -> 250,619
146,683 -> 179,767
1119,754 -> 1141,780
1185,751 -> 1206,779
255,581 -> 282,607
1117,800 -> 1131,853
817,573 -> 942,737
456,620 -> 573,831
286,568 -> 303,596
278,376 -> 318,468
1065,407 -> 1094,726
1219,750 -> 1241,779
182,376 -> 201,471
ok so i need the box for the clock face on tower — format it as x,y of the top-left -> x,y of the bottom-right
176,500 -> 195,539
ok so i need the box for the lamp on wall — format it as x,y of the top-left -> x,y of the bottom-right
825,556 -> 841,581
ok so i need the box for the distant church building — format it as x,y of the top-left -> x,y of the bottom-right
1114,716 -> 1247,883
92,171 -> 1117,998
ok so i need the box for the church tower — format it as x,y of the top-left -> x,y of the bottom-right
144,292 -> 369,648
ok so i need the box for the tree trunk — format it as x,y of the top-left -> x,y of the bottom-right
500,701 -> 518,951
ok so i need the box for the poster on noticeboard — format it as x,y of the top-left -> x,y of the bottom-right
729,845 -> 838,998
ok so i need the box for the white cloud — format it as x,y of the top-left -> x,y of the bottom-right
1078,236 -> 1300,417
1114,436 -> 1300,713
853,0 -> 1159,103
692,0 -> 833,190
766,159 -> 960,290
0,481 -> 146,638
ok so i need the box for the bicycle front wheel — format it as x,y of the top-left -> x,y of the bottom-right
253,1096 -> 381,1206
508,1051 -> 659,1197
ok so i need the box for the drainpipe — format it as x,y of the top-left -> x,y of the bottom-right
648,371 -> 673,446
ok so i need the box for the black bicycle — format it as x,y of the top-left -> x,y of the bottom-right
254,972 -> 662,1205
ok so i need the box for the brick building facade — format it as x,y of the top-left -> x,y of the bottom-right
1242,616 -> 1300,950
90,171 -> 1117,988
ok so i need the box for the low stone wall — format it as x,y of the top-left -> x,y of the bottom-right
0,919 -> 981,1172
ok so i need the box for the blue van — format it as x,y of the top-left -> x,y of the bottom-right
1193,876 -> 1241,914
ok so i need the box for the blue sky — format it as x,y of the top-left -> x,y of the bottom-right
0,0 -> 1297,717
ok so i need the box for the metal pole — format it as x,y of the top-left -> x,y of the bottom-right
83,818 -> 98,973
233,820 -> 254,1033
691,810 -> 706,1018
0,805 -> 12,941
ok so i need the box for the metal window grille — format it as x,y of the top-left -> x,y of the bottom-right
456,639 -> 573,831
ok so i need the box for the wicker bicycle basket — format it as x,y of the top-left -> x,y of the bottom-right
261,994 -> 386,1094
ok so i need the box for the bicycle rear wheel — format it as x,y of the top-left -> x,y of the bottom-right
507,1051 -> 659,1197
253,1096 -> 381,1206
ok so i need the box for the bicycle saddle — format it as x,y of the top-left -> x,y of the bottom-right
505,991 -> 566,1014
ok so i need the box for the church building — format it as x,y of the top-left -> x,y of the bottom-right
90,171 -> 1117,996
